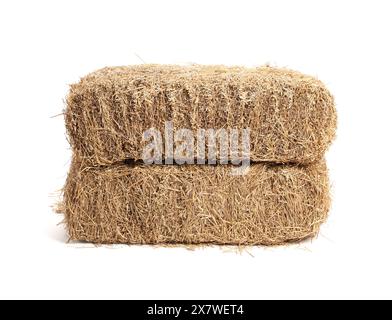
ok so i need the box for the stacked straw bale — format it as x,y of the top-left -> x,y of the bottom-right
61,65 -> 336,245
66,65 -> 336,165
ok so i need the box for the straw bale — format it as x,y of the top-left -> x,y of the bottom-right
65,65 -> 336,166
62,159 -> 330,245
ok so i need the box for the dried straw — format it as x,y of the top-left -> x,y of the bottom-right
62,158 -> 330,245
65,65 -> 336,166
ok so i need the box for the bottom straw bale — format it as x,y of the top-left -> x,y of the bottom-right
62,160 -> 330,245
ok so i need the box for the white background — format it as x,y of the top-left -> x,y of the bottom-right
0,0 -> 391,300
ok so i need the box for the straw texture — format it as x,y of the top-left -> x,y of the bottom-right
63,159 -> 330,245
65,65 -> 336,166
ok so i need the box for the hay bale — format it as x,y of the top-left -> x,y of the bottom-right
62,159 -> 330,245
65,65 -> 336,166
